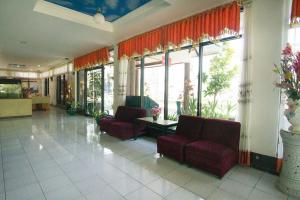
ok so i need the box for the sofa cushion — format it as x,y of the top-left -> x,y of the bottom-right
109,121 -> 135,140
157,134 -> 196,162
186,140 -> 236,163
99,117 -> 116,131
175,115 -> 204,139
185,140 -> 238,177
202,118 -> 241,151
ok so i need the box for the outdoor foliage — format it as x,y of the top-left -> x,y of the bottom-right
87,71 -> 102,114
201,43 -> 237,119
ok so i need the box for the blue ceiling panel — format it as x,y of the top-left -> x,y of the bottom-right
45,0 -> 151,22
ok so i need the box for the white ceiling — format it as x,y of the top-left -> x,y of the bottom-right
0,0 -> 231,72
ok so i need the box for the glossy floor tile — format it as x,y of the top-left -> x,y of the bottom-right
0,108 -> 294,200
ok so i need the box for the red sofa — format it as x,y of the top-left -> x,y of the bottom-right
157,115 -> 204,163
157,115 -> 240,177
99,106 -> 147,140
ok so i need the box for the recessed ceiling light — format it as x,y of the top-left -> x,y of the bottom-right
16,65 -> 20,68
37,65 -> 41,67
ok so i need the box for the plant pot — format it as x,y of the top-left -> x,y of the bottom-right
285,99 -> 300,133
277,130 -> 300,197
152,115 -> 158,121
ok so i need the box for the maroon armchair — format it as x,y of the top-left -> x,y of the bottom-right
157,115 -> 204,163
99,106 -> 147,140
185,118 -> 241,177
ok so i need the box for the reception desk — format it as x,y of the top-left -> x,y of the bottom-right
32,96 -> 50,111
0,99 -> 32,118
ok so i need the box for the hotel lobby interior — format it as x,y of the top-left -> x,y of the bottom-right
0,0 -> 300,199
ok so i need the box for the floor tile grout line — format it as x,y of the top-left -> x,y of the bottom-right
31,125 -> 89,199
17,134 -> 48,200
0,136 -> 7,200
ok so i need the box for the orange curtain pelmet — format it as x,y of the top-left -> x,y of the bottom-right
291,0 -> 300,24
118,1 -> 240,59
74,47 -> 109,71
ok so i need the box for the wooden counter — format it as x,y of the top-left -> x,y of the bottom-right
0,99 -> 32,118
32,96 -> 50,111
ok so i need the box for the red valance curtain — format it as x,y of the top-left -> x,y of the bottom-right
291,0 -> 300,25
118,1 -> 240,59
74,47 -> 109,71
118,28 -> 162,60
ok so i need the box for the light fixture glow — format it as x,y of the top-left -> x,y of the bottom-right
94,8 -> 105,24
37,65 -> 41,67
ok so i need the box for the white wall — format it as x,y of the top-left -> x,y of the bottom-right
248,0 -> 283,157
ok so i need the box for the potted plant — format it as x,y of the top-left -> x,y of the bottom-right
66,101 -> 79,115
92,110 -> 110,125
274,43 -> 300,132
151,106 -> 161,121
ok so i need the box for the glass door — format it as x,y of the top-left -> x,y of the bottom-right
86,68 -> 103,115
201,40 -> 242,120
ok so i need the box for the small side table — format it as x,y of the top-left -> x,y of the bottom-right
136,117 -> 178,137
277,129 -> 300,198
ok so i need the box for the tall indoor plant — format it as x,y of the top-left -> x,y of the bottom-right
274,44 -> 300,133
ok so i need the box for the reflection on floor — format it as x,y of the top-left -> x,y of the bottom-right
0,108 -> 295,200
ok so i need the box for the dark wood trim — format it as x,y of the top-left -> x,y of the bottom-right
250,152 -> 278,175
197,45 -> 203,116
164,51 -> 169,120
140,57 -> 145,108
101,66 -> 105,113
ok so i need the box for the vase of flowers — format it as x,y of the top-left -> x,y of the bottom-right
151,106 -> 161,121
274,44 -> 300,133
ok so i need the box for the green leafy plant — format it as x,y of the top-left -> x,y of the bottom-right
87,71 -> 102,115
202,43 -> 238,119
66,101 -> 80,115
92,110 -> 110,125
167,113 -> 178,121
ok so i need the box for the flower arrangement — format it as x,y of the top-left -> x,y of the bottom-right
151,106 -> 161,121
274,43 -> 300,101
274,44 -> 300,132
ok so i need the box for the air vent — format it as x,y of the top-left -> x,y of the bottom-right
8,64 -> 26,68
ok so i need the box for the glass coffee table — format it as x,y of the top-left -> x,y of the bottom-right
136,117 -> 178,137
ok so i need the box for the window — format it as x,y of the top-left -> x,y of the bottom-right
144,54 -> 165,119
288,26 -> 300,51
77,70 -> 85,112
104,64 -> 114,115
133,37 -> 242,121
201,39 -> 242,120
168,48 -> 199,119
86,68 -> 103,115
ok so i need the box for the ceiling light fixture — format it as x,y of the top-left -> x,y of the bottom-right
37,65 -> 41,67
94,8 -> 105,24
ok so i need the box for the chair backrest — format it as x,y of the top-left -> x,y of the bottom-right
115,106 -> 147,123
202,118 -> 241,151
175,115 -> 204,139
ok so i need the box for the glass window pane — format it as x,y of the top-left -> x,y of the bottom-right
78,70 -> 85,112
168,48 -> 199,119
104,64 -> 114,115
86,69 -> 102,115
144,54 -> 165,119
201,39 -> 242,120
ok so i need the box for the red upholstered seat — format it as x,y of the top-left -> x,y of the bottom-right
157,115 -> 204,163
157,134 -> 196,162
185,140 -> 237,177
99,117 -> 116,132
157,115 -> 240,177
99,106 -> 147,140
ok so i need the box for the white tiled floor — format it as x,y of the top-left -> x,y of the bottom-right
0,108 -> 296,200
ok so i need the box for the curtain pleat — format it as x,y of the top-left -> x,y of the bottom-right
291,0 -> 300,25
118,1 -> 241,60
74,48 -> 109,71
